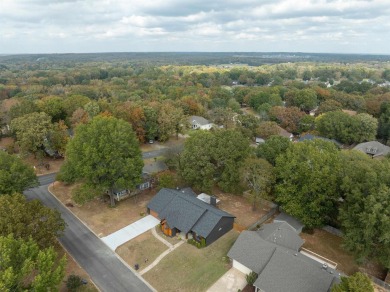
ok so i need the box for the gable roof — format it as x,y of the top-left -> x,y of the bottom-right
257,222 -> 304,251
298,134 -> 341,147
189,116 -> 210,126
254,249 -> 336,292
147,188 -> 234,237
227,231 -> 276,273
353,141 -> 390,157
274,212 -> 304,233
276,125 -> 293,138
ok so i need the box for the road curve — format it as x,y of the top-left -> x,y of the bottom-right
24,185 -> 153,292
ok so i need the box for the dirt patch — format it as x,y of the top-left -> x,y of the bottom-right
0,137 -> 14,149
301,229 -> 387,279
49,181 -> 157,236
216,192 -> 271,228
54,242 -> 98,292
116,230 -> 168,271
24,155 -> 64,176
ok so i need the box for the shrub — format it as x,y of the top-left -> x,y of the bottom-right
246,271 -> 258,285
66,274 -> 83,292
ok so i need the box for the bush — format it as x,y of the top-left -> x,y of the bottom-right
66,274 -> 83,292
246,271 -> 258,285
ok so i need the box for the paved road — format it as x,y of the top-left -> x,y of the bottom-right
24,185 -> 153,292
38,173 -> 57,185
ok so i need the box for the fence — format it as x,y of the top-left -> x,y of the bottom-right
322,225 -> 344,237
247,202 -> 278,231
368,275 -> 390,291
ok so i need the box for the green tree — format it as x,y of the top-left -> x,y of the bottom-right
59,116 -> 143,206
331,272 -> 374,292
378,102 -> 390,143
285,88 -> 318,112
339,151 -> 390,268
37,96 -> 66,122
179,131 -> 216,192
275,140 -> 341,228
0,234 -> 66,291
9,99 -> 39,121
256,135 -> 291,166
0,151 -> 38,194
256,121 -> 280,139
10,112 -> 53,156
352,113 -> 378,142
240,158 -> 275,210
0,193 -> 65,248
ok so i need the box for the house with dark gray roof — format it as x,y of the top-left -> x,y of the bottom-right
189,115 -> 213,130
274,211 -> 304,233
353,141 -> 390,158
228,228 -> 339,292
298,134 -> 342,147
147,188 -> 235,246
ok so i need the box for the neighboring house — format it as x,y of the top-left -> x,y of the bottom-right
353,141 -> 390,159
113,172 -> 153,201
309,107 -> 318,116
147,188 -> 235,246
228,228 -> 339,292
276,125 -> 294,141
274,212 -> 304,233
298,134 -> 342,147
189,116 -> 213,130
255,137 -> 265,145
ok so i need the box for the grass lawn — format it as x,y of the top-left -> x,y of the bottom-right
116,230 -> 168,271
143,230 -> 239,292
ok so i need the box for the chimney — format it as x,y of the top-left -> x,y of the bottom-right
210,196 -> 217,207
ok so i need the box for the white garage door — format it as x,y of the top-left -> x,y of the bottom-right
233,260 -> 252,275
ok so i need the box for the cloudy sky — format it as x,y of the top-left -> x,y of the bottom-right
1,0 -> 390,54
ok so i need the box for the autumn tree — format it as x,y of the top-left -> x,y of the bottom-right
256,121 -> 280,139
158,101 -> 187,141
10,112 -> 53,156
269,106 -> 305,134
0,234 -> 66,291
59,116 -> 143,206
0,151 -> 38,194
275,140 -> 341,228
0,193 -> 65,248
240,157 -> 275,210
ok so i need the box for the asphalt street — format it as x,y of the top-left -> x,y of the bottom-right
24,184 -> 153,292
141,144 -> 183,159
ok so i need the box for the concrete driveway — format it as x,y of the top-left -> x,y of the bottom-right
207,268 -> 247,292
102,215 -> 160,250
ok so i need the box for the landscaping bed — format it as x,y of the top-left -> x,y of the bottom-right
116,230 -> 168,271
143,230 -> 239,292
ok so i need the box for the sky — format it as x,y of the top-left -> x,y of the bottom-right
1,0 -> 390,54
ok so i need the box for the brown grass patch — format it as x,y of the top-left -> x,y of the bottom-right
116,230 -> 168,271
49,181 -> 157,236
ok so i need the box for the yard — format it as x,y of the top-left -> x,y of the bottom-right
215,190 -> 272,228
301,229 -> 387,279
116,230 -> 168,271
49,182 -> 157,236
143,230 -> 239,292
55,243 -> 98,292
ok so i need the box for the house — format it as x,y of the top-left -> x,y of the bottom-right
147,188 -> 235,246
255,137 -> 265,145
274,212 -> 304,233
228,228 -> 339,292
112,172 -> 153,201
276,125 -> 294,141
298,134 -> 341,147
189,116 -> 213,130
353,141 -> 390,159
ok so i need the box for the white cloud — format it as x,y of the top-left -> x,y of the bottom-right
0,0 -> 389,53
